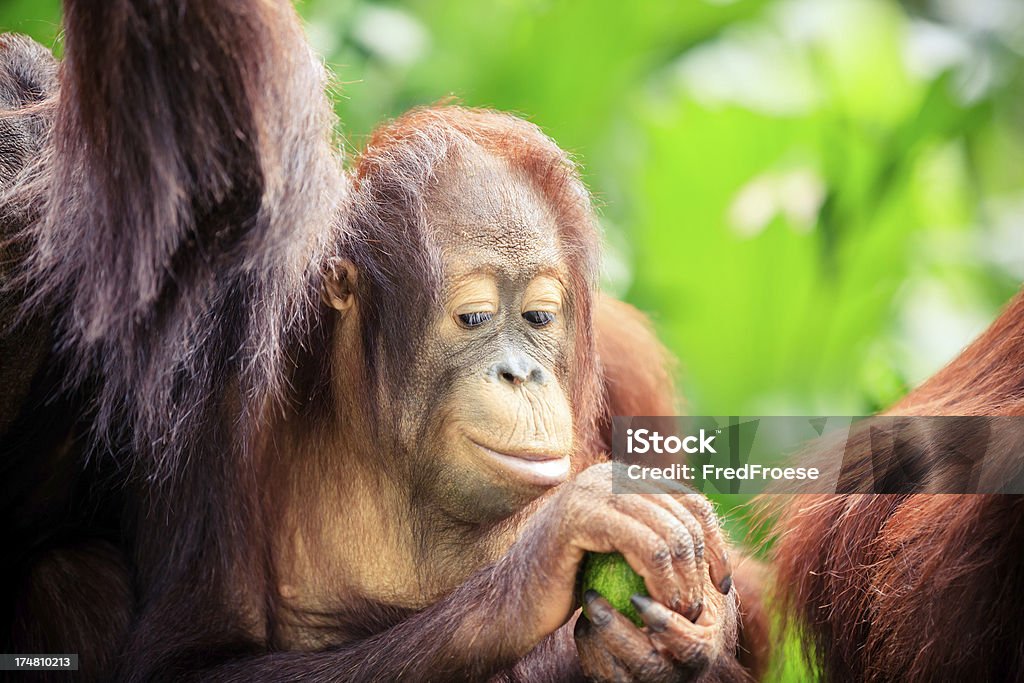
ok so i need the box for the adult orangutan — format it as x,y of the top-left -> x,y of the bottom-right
0,1 -> 750,681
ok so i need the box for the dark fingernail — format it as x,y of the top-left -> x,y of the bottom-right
631,594 -> 654,611
719,575 -> 733,594
685,600 -> 703,622
584,590 -> 612,626
631,594 -> 668,632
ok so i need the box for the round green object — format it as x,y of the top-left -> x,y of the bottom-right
580,552 -> 649,627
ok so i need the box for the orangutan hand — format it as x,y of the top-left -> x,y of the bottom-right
573,483 -> 738,683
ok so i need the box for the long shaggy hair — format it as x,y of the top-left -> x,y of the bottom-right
763,290 -> 1024,682
4,3 -> 346,672
3,0 -> 612,674
17,1 -> 345,486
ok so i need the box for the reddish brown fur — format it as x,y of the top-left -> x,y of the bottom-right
732,558 -> 770,681
595,296 -> 679,446
593,297 -> 757,683
2,2 -> 747,681
340,105 -> 603,454
765,291 -> 1024,682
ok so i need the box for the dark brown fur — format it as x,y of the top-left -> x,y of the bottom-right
0,34 -> 136,683
2,2 -> 746,681
10,542 -> 132,683
0,33 -> 57,435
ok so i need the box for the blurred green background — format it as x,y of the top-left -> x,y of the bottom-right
7,0 -> 1022,417
5,1 -> 1023,677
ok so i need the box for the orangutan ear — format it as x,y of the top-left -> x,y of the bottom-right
321,258 -> 358,313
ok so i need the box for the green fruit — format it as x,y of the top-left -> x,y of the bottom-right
580,552 -> 649,627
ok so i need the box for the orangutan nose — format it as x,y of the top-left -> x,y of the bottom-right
491,355 -> 547,387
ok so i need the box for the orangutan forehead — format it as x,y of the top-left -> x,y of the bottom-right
423,146 -> 563,277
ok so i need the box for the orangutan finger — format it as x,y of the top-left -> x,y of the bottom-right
672,493 -> 732,594
581,591 -> 675,682
631,594 -> 715,671
600,514 -> 684,612
613,495 -> 701,617
575,612 -> 632,683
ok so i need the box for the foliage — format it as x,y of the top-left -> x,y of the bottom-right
4,3 -> 1023,679
7,0 -> 1019,416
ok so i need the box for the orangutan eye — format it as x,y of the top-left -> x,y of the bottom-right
523,310 -> 555,327
458,311 -> 493,328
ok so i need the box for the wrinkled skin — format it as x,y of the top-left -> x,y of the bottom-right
311,147 -> 737,678
570,473 -> 737,683
412,151 -> 578,522
3,1 -> 743,672
509,464 -> 737,680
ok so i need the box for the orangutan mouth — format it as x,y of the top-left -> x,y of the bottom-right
469,439 -> 571,486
